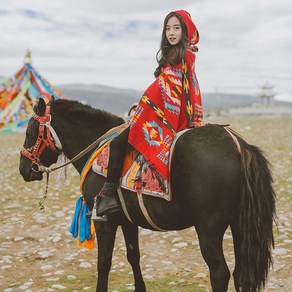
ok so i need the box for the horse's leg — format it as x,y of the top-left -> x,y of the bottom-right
82,171 -> 117,291
121,220 -> 146,292
195,223 -> 230,292
94,222 -> 118,292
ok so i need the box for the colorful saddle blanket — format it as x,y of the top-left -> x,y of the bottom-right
83,127 -> 190,202
92,146 -> 171,200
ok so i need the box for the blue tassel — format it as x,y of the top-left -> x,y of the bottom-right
69,196 -> 83,238
79,201 -> 92,242
70,196 -> 92,243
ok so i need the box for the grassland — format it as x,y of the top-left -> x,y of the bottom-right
0,114 -> 291,291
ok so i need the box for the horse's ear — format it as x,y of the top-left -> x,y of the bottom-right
51,95 -> 55,101
36,98 -> 46,116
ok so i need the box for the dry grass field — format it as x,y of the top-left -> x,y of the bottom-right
0,114 -> 291,291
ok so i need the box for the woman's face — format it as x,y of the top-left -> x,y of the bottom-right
165,16 -> 182,46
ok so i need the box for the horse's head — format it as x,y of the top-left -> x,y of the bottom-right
19,98 -> 62,181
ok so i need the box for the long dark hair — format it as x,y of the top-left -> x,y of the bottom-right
154,12 -> 189,78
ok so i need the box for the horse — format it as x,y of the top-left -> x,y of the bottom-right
19,98 -> 276,292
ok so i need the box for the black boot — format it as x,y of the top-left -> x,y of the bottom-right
96,182 -> 120,219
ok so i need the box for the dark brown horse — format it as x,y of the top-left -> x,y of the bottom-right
19,98 -> 276,292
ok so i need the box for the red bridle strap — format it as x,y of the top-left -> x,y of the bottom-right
20,106 -> 62,165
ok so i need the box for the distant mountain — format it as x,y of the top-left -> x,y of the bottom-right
58,83 -> 141,115
201,93 -> 258,111
57,83 -> 289,115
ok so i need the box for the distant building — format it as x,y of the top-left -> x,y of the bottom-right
259,81 -> 275,107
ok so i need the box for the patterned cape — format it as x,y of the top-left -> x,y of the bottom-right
128,50 -> 203,179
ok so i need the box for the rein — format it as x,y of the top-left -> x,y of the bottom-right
2,106 -> 61,224
36,122 -> 129,173
21,105 -> 128,174
0,173 -> 49,225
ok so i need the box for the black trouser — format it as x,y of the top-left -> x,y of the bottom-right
105,126 -> 130,184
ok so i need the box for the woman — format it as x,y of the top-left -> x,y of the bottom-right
96,10 -> 203,221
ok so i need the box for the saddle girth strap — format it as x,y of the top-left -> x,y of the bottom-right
117,188 -> 133,223
117,187 -> 167,232
136,189 -> 167,231
223,126 -> 242,155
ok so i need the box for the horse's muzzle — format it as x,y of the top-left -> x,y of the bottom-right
19,165 -> 43,182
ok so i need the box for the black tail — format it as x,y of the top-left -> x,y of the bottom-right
238,140 -> 276,291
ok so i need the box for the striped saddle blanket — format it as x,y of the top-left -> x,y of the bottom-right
92,145 -> 171,201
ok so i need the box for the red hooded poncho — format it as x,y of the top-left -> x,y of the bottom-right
128,10 -> 203,179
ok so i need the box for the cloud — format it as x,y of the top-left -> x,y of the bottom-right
0,0 -> 291,95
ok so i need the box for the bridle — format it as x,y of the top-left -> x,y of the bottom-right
20,105 -> 62,172
3,105 -> 64,225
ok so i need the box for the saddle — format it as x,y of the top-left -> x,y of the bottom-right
92,144 -> 171,200
80,125 -> 191,202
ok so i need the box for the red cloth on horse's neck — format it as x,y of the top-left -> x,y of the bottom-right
129,50 -> 203,179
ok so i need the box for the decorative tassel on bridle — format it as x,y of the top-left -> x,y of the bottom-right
56,153 -> 68,183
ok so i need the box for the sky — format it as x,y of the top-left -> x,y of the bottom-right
0,0 -> 292,101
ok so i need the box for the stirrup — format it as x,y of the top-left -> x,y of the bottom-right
91,212 -> 108,222
90,196 -> 108,221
